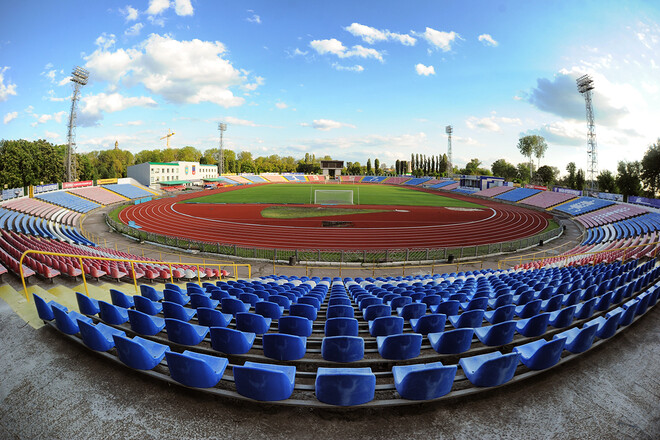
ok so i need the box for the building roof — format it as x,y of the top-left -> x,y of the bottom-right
148,162 -> 179,166
158,180 -> 191,185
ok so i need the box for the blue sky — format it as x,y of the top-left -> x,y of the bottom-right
1,0 -> 659,175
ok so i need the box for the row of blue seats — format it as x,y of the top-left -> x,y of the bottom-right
361,176 -> 388,183
583,212 -> 660,245
553,196 -> 616,216
493,187 -> 541,202
35,191 -> 101,213
0,209 -> 95,246
34,280 -> 659,404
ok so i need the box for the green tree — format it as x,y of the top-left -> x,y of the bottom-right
616,161 -> 642,199
516,163 -> 532,184
565,162 -> 577,189
596,170 -> 617,194
366,158 -> 372,175
575,169 -> 586,191
491,159 -> 518,181
641,139 -> 660,197
374,158 -> 380,175
463,158 -> 482,175
536,165 -> 558,186
517,135 -> 546,180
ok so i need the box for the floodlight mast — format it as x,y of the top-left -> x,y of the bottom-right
445,125 -> 453,177
66,66 -> 89,182
218,122 -> 227,175
576,74 -> 598,192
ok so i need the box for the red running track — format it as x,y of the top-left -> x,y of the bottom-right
119,189 -> 552,250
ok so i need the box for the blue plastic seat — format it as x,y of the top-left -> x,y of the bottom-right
133,295 -> 163,315
618,300 -> 639,326
474,320 -> 517,346
392,362 -> 457,400
221,297 -> 250,315
315,367 -> 376,406
98,300 -> 129,325
254,301 -> 284,319
321,336 -> 365,363
584,310 -> 622,339
33,293 -> 60,321
165,318 -> 209,345
190,294 -> 220,310
428,328 -> 474,354
52,306 -> 93,335
278,315 -> 313,337
162,301 -> 196,322
289,303 -> 318,321
328,297 -> 351,307
513,338 -> 566,370
410,314 -> 446,335
233,361 -> 296,401
484,304 -> 515,324
210,289 -> 231,301
459,351 -> 520,387
193,309 -> 228,329
359,296 -> 382,311
515,312 -> 550,337
326,305 -> 355,319
113,335 -> 170,370
164,289 -> 191,306
448,309 -> 485,329
239,292 -> 261,307
78,321 -> 125,352
514,299 -> 542,319
421,295 -> 443,308
397,302 -> 427,320
298,296 -> 321,310
389,296 -> 413,310
368,316 -> 404,337
210,327 -> 256,354
140,284 -> 163,301
235,312 -> 272,335
110,288 -> 135,309
75,292 -> 100,316
488,293 -> 513,310
553,325 -> 598,354
541,294 -> 563,312
513,290 -> 534,306
363,304 -> 391,321
549,305 -> 576,328
128,309 -> 166,336
460,297 -> 488,312
574,297 -> 598,320
165,350 -> 228,388
165,283 -> 183,293
562,291 -> 580,307
262,333 -> 307,361
377,333 -> 422,360
324,317 -> 359,337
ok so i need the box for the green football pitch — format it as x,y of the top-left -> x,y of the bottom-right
183,183 -> 483,208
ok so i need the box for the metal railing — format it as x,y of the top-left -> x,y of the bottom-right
105,213 -> 563,264
19,250 -> 251,301
271,260 -> 485,278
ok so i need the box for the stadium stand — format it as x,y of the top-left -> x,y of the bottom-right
361,176 -> 388,183
552,196 -> 616,216
403,177 -> 432,186
340,176 -> 363,182
261,174 -> 288,183
428,180 -> 458,190
382,177 -> 411,185
520,190 -> 577,209
222,176 -> 252,184
472,186 -> 514,198
67,187 -> 127,205
102,184 -> 154,199
35,191 -> 101,213
282,174 -> 307,182
493,187 -> 542,202
306,175 -> 325,182
243,175 -> 268,183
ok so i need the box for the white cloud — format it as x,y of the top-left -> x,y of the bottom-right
84,34 -> 249,107
125,23 -> 143,37
332,63 -> 364,72
58,76 -> 71,86
247,14 -> 261,24
224,116 -> 258,127
122,5 -> 138,21
415,63 -> 435,76
300,119 -> 356,131
344,23 -> 416,46
42,69 -> 57,82
478,34 -> 498,47
31,110 -> 67,126
95,33 -> 116,50
275,102 -> 288,109
419,27 -> 460,52
466,114 -> 521,132
309,39 -> 383,61
174,0 -> 193,16
115,120 -> 144,126
44,130 -> 60,140
79,92 -> 157,126
3,111 -> 17,124
241,76 -> 265,92
0,67 -> 17,101
291,48 -> 308,57
147,0 -> 170,15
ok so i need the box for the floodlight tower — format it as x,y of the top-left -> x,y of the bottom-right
576,74 -> 598,192
218,122 -> 227,175
445,125 -> 453,176
66,66 -> 89,182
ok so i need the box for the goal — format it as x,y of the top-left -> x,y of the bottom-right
314,189 -> 354,205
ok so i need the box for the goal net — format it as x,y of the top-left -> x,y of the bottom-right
314,189 -> 354,205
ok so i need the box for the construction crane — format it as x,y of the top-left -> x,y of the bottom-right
160,129 -> 176,148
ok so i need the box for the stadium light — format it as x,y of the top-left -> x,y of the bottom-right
576,74 -> 598,192
445,125 -> 453,177
66,66 -> 89,182
218,122 -> 227,176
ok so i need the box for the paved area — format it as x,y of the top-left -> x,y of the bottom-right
2,203 -> 659,438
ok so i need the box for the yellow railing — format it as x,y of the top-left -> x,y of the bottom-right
272,260 -> 484,278
497,240 -> 660,270
19,250 -> 251,301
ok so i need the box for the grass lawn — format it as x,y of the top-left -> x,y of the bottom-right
183,183 -> 484,208
260,206 -> 387,219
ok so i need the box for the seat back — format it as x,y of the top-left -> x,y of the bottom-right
262,333 -> 307,361
233,361 -> 296,401
197,307 -> 231,327
128,309 -> 165,336
165,350 -> 228,388
324,317 -> 359,337
315,367 -> 376,406
165,318 -> 209,345
209,327 -> 256,354
321,336 -> 364,363
278,316 -> 313,337
75,292 -> 100,316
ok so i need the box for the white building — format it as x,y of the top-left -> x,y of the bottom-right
127,161 -> 219,187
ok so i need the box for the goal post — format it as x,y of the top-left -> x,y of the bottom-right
314,189 -> 354,205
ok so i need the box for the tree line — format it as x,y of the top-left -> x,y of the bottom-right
0,137 -> 658,199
